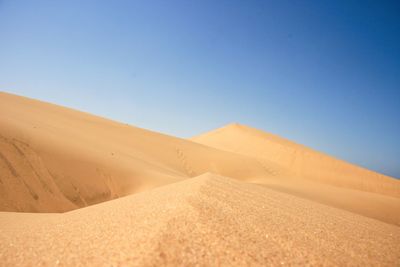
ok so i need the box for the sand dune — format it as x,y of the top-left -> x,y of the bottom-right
192,123 -> 400,197
1,173 -> 399,266
1,92 -> 400,265
0,92 -> 270,212
192,123 -> 400,225
1,92 -> 399,224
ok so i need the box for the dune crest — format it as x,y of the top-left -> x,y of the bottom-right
1,173 -> 399,266
192,123 -> 400,197
191,124 -> 400,225
0,92 -> 277,212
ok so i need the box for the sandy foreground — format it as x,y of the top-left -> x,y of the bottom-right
1,92 -> 400,266
1,174 -> 400,266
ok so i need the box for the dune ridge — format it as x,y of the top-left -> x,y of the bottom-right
192,123 -> 400,197
192,123 -> 400,225
1,173 -> 399,266
0,92 -> 271,212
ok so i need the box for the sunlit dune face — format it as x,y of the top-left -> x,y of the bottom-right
0,92 -> 399,266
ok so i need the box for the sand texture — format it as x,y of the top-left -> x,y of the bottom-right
1,92 -> 400,266
1,174 -> 400,266
0,92 -> 269,212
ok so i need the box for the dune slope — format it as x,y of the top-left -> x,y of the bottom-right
191,123 -> 400,225
0,92 -> 271,212
192,123 -> 400,197
1,173 -> 399,266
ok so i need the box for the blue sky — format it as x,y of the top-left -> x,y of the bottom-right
0,0 -> 399,178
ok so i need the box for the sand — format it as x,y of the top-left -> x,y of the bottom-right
192,123 -> 400,197
1,174 -> 399,266
1,92 -> 400,266
0,92 -> 269,212
192,123 -> 400,226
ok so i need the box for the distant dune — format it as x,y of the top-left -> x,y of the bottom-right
192,123 -> 400,225
192,123 -> 400,197
1,92 -> 400,266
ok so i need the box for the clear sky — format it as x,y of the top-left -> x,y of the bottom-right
0,0 -> 399,178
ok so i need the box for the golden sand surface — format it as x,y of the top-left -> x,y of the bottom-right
1,92 -> 399,266
1,174 -> 399,266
